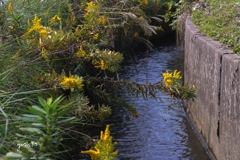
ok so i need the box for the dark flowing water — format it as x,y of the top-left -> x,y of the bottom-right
107,44 -> 210,160
79,44 -> 210,160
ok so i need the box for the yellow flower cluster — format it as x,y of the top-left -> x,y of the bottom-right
81,125 -> 118,160
81,148 -> 100,160
93,33 -> 99,40
24,15 -> 48,39
24,14 -> 62,40
98,16 -> 107,25
40,47 -> 48,58
162,70 -> 182,87
100,124 -> 110,141
92,50 -> 123,72
7,2 -> 13,13
23,14 -> 65,58
95,60 -> 108,70
60,75 -> 84,90
49,15 -> 61,25
75,47 -> 86,58
84,2 -> 99,19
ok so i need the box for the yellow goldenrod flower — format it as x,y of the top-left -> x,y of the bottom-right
94,60 -> 108,70
97,60 -> 108,70
173,70 -> 182,79
192,85 -> 196,89
83,13 -> 89,19
84,1 -> 99,19
49,15 -> 61,25
40,47 -> 48,58
93,33 -> 99,40
100,125 -> 110,141
162,70 -> 172,87
32,14 -> 42,26
60,75 -> 84,90
98,16 -> 107,25
162,70 -> 182,87
24,15 -> 55,47
81,125 -> 118,160
56,16 -> 61,21
85,2 -> 96,12
75,47 -> 86,58
7,2 -> 13,13
81,148 -> 100,159
24,15 -> 43,38
39,28 -> 48,39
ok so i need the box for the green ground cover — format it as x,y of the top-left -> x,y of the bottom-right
191,0 -> 240,55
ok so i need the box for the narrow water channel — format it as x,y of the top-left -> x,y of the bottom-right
105,43 -> 210,160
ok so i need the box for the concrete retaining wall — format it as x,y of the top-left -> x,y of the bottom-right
184,16 -> 240,160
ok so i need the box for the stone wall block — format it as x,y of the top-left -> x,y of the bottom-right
220,54 -> 240,160
183,15 -> 240,160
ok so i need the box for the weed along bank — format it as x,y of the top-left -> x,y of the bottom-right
0,1 -> 200,159
183,15 -> 240,160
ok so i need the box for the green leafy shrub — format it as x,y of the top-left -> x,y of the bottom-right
0,0 -> 196,159
164,0 -> 193,29
5,96 -> 75,159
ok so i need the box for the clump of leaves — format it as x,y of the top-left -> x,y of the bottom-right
5,96 -> 76,159
164,0 -> 192,29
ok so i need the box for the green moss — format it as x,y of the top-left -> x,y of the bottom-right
191,0 -> 240,55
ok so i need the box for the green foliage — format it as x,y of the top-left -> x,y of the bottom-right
4,96 -> 76,159
192,0 -> 240,55
0,0 -> 196,159
164,0 -> 192,29
73,96 -> 112,123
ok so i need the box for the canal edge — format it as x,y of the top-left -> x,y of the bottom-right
183,104 -> 217,160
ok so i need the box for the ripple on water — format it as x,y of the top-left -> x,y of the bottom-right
79,44 -> 210,160
107,44 -> 210,160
